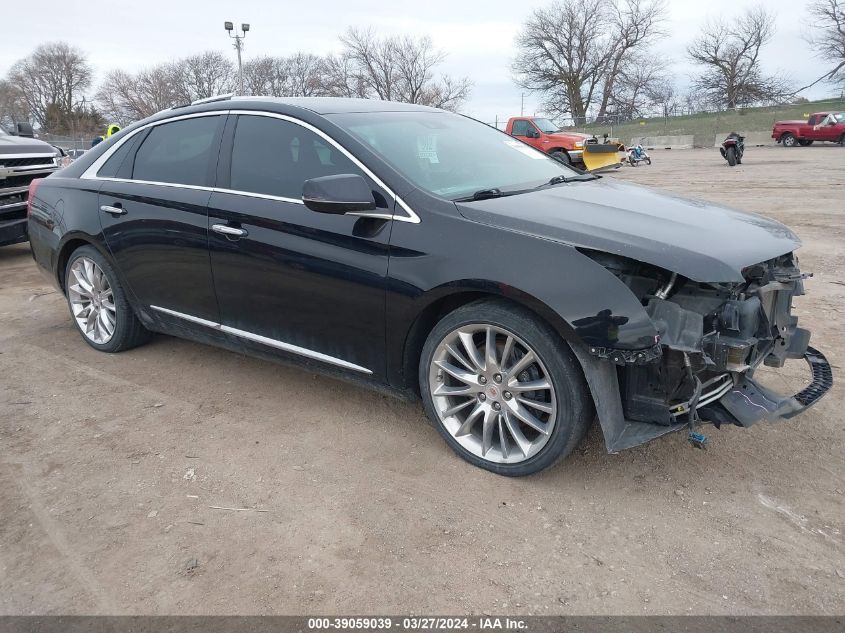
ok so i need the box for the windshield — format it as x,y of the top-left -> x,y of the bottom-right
833,113 -> 845,123
328,111 -> 579,200
532,118 -> 560,133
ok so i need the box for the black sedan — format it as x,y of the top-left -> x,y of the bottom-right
27,96 -> 832,475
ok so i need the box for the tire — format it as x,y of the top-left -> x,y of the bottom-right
646,157 -> 652,165
65,245 -> 150,353
419,298 -> 593,476
781,133 -> 797,147
726,146 -> 737,166
839,134 -> 845,146
550,150 -> 570,165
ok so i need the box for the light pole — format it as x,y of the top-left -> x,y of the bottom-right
224,21 -> 250,95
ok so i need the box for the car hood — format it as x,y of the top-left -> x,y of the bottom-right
456,178 -> 800,283
546,131 -> 592,142
0,134 -> 58,155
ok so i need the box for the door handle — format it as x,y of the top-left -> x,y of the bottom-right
211,224 -> 247,238
100,204 -> 126,217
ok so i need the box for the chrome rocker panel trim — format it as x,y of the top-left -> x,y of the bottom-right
150,305 -> 373,375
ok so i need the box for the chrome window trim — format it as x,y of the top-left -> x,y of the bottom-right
81,110 -> 229,180
150,305 -> 372,374
213,186 -> 303,205
81,108 -> 421,224
229,110 -> 419,223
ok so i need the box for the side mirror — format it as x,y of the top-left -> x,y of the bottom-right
14,122 -> 34,137
526,129 -> 539,138
302,174 -> 376,215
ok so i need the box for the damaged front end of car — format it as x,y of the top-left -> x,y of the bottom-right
573,251 -> 833,453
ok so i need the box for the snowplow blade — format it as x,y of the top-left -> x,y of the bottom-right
583,144 -> 622,172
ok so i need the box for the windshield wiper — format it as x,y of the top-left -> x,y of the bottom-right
454,188 -> 510,202
534,173 -> 599,189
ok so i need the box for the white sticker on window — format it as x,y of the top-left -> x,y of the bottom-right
504,139 -> 546,159
417,135 -> 439,163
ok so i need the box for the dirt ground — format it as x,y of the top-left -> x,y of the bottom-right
1,146 -> 843,616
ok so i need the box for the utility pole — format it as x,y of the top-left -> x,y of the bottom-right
520,93 -> 525,116
224,21 -> 250,95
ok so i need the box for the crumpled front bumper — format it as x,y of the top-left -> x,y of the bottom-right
717,346 -> 833,426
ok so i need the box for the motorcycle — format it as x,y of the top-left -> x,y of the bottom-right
626,144 -> 651,166
720,132 -> 745,167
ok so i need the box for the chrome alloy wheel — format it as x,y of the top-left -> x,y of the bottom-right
67,257 -> 117,344
428,324 -> 558,464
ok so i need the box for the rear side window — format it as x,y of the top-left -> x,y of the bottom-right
97,133 -> 142,179
229,115 -> 364,200
132,116 -> 222,186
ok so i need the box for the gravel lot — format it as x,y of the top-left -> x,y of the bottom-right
1,146 -> 843,615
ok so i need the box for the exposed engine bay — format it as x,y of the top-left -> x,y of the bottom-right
581,250 -> 832,449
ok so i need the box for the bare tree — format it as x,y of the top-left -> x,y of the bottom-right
241,56 -> 290,96
173,51 -> 235,102
687,7 -> 791,109
513,0 -> 616,122
339,28 -> 471,110
801,0 -> 845,90
7,42 -> 93,130
323,53 -> 370,98
0,80 -> 30,131
607,54 -> 671,119
96,64 -> 181,124
285,53 -> 329,97
597,0 -> 667,118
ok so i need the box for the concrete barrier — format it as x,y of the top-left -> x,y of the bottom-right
629,135 -> 694,149
713,131 -> 777,147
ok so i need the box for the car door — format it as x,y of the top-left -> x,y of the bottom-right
511,119 -> 542,149
206,113 -> 393,378
95,113 -> 225,323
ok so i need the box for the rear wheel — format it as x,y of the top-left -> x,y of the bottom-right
550,150 -> 570,165
726,146 -> 737,166
65,245 -> 150,353
781,133 -> 797,147
419,299 -> 592,476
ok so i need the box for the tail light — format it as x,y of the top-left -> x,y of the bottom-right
26,178 -> 44,218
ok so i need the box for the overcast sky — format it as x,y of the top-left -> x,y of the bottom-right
5,0 -> 831,122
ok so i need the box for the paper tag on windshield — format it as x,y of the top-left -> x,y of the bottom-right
504,139 -> 545,159
417,135 -> 439,163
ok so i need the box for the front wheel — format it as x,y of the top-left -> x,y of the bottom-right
65,245 -> 150,352
419,299 -> 593,476
781,133 -> 797,147
726,146 -> 737,166
550,150 -> 570,165
646,157 -> 652,165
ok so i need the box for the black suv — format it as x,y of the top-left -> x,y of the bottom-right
28,96 -> 831,475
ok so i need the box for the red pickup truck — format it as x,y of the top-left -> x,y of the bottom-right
504,116 -> 594,165
772,112 -> 845,147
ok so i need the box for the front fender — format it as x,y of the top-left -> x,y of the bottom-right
385,194 -> 659,386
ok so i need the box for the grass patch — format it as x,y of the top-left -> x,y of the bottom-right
575,98 -> 845,145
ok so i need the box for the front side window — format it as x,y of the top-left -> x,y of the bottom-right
132,116 -> 222,186
229,115 -> 365,200
511,120 -> 531,137
328,111 -> 579,200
